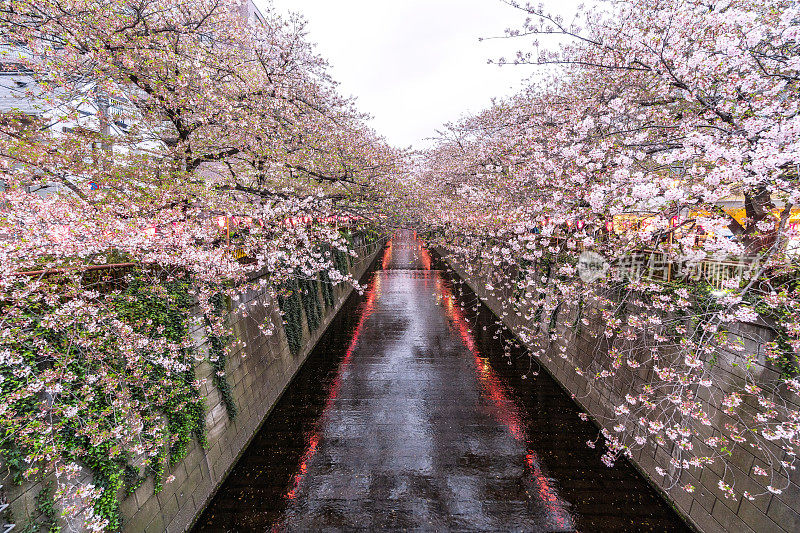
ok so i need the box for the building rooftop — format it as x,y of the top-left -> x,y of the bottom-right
0,72 -> 47,115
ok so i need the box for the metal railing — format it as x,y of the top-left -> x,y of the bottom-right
615,250 -> 757,290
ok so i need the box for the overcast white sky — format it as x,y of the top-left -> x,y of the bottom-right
262,0 -> 582,149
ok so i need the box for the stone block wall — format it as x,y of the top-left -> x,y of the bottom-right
0,239 -> 384,533
441,250 -> 800,533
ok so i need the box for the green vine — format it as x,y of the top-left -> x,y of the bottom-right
299,278 -> 323,333
37,482 -> 59,533
514,258 -> 531,305
123,462 -> 144,496
1,443 -> 25,485
341,230 -> 354,268
751,292 -> 799,378
149,447 -> 167,494
548,303 -> 561,342
278,278 -> 304,356
319,271 -> 335,309
684,281 -> 725,359
572,296 -> 584,337
16,481 -> 60,533
206,292 -> 237,420
113,272 -> 207,468
0,268 -> 210,531
333,248 -> 349,277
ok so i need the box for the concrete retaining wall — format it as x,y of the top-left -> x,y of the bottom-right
440,250 -> 800,533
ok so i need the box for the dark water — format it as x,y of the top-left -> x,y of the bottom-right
194,230 -> 689,532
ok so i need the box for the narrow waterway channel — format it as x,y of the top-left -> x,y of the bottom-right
194,230 -> 690,532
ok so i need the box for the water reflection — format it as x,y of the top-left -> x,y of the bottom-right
194,230 -> 689,532
437,275 -> 574,531
284,272 -> 382,502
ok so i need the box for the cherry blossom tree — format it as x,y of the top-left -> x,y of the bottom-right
0,0 -> 396,529
411,0 -> 800,503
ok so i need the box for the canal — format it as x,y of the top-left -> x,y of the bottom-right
194,231 -> 689,532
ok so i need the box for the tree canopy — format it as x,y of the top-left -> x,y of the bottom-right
1,0 -> 799,529
407,0 -> 800,503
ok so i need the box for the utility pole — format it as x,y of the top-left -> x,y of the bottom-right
96,88 -> 111,155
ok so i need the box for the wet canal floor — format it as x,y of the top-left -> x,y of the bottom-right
194,231 -> 690,532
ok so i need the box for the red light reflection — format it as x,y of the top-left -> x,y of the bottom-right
284,270 -> 383,501
382,238 -> 393,270
417,242 -> 431,270
436,275 -> 574,530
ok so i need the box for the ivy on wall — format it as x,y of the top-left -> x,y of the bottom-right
278,274 -> 326,355
278,278 -> 304,356
341,230 -> 354,268
748,288 -> 799,378
513,258 -> 532,305
527,251 -> 799,380
0,267 -> 246,531
205,293 -> 237,420
114,271 -> 207,461
0,269 -> 206,531
571,296 -> 584,337
279,232 -> 372,357
319,271 -> 335,309
548,303 -> 561,343
104,271 -> 206,524
333,248 -> 349,277
299,278 -> 323,333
